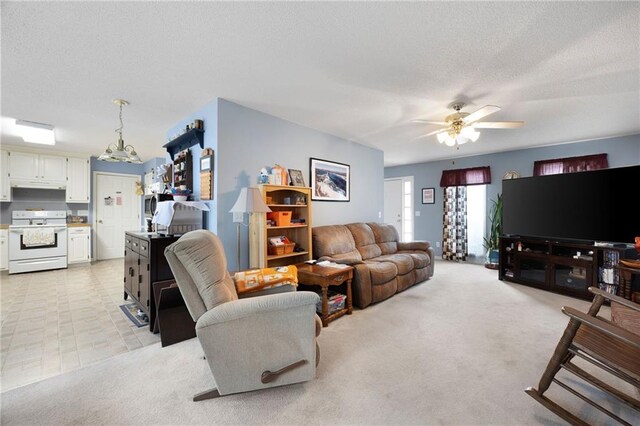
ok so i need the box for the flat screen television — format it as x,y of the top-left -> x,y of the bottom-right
502,165 -> 639,244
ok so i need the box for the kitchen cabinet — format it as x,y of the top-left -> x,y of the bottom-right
124,232 -> 179,331
66,157 -> 90,202
0,151 -> 10,202
68,226 -> 91,264
8,151 -> 66,183
0,229 -> 8,271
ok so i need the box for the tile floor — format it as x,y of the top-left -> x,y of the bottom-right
0,259 -> 160,392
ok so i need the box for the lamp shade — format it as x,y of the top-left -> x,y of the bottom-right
230,187 -> 272,214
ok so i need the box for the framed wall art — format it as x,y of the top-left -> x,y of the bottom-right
288,169 -> 305,187
422,187 -> 435,204
310,158 -> 350,202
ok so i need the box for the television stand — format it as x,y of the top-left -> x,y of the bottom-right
498,236 -> 635,300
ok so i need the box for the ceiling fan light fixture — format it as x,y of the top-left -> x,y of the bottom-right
444,136 -> 457,147
436,132 -> 448,144
460,126 -> 480,142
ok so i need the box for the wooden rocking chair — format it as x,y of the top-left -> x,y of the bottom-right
526,287 -> 640,425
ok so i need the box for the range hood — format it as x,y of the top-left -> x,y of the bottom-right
11,180 -> 66,190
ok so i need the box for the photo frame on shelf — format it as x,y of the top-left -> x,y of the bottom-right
422,187 -> 435,204
288,169 -> 305,187
310,158 -> 350,202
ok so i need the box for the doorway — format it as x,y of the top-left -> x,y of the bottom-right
384,176 -> 414,242
94,172 -> 141,260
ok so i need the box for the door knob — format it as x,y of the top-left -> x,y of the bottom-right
98,220 -> 103,223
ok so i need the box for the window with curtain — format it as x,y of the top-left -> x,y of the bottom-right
440,166 -> 491,187
533,153 -> 608,176
440,166 -> 491,262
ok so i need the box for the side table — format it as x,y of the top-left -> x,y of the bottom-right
296,263 -> 353,327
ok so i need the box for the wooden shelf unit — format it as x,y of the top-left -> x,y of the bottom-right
499,236 -> 636,300
250,185 -> 312,268
173,150 -> 193,191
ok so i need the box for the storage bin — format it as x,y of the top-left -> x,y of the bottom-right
267,243 -> 295,256
267,211 -> 292,227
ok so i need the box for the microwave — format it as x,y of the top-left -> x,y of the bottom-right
144,193 -> 173,218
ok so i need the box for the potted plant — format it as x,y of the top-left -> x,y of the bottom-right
483,193 -> 503,269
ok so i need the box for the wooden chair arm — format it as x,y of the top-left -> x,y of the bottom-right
588,287 -> 640,312
562,306 -> 640,349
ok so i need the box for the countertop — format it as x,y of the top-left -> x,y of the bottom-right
0,224 -> 8,230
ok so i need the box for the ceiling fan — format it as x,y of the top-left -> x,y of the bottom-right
412,102 -> 524,147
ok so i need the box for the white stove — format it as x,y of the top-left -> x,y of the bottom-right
9,210 -> 68,274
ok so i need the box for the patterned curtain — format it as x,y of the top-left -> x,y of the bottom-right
442,186 -> 467,261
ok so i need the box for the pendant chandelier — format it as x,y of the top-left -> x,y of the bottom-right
98,99 -> 142,163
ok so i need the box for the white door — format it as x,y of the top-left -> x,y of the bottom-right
39,155 -> 66,182
8,152 -> 38,180
384,179 -> 403,234
95,173 -> 141,260
66,157 -> 90,202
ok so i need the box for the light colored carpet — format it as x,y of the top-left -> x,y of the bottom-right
1,261 -> 637,425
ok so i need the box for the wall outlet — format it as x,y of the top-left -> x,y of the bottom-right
378,211 -> 382,219
436,241 -> 441,248
415,211 -> 421,217
233,212 -> 244,223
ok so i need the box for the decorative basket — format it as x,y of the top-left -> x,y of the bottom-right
268,243 -> 295,256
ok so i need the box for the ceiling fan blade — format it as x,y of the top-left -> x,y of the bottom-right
424,128 -> 447,137
463,105 -> 501,124
473,121 -> 525,129
410,119 -> 450,126
410,128 -> 447,142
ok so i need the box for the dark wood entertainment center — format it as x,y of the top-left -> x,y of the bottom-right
498,236 -> 636,300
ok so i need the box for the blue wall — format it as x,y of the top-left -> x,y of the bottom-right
166,98 -> 385,271
385,134 -> 640,256
217,99 -> 384,271
165,100 -> 217,231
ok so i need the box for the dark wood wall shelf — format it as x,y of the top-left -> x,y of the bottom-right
499,236 -> 636,300
173,150 -> 193,191
163,128 -> 204,159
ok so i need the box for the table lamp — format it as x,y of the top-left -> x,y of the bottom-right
229,187 -> 271,271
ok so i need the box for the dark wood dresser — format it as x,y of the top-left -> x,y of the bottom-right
124,231 -> 179,332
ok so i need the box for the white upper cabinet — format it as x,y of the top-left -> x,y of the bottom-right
8,151 -> 38,180
0,150 -> 10,202
39,155 -> 67,182
66,157 -> 90,203
8,152 -> 67,183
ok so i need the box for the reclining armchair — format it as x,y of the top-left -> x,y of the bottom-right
164,230 -> 321,401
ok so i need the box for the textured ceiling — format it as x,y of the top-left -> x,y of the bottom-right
1,2 -> 638,166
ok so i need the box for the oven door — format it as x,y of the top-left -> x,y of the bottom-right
9,226 -> 68,261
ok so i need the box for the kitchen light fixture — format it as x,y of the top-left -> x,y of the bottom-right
98,99 -> 142,163
15,120 -> 56,145
229,187 -> 272,271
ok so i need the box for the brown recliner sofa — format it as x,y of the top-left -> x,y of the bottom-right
312,223 -> 434,309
